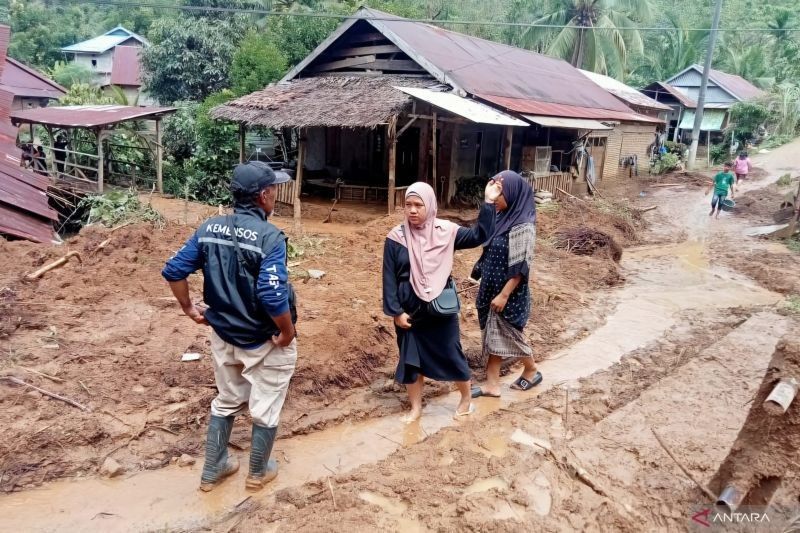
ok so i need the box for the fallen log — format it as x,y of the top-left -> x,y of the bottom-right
1,376 -> 89,412
637,205 -> 658,213
24,251 -> 82,281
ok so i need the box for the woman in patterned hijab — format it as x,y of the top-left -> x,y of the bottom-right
471,171 -> 542,398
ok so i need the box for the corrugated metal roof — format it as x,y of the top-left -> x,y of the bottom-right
524,115 -> 613,130
362,9 -> 633,115
11,105 -> 176,128
666,65 -> 765,102
394,86 -> 527,126
579,69 -> 671,111
709,67 -> 765,101
642,81 -> 696,108
0,24 -> 57,243
1,58 -> 66,99
109,46 -> 142,87
61,26 -> 148,54
475,93 -> 664,124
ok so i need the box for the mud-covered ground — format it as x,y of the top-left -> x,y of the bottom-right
1,140 -> 799,533
0,191 -> 639,492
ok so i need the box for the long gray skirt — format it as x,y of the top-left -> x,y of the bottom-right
481,310 -> 533,359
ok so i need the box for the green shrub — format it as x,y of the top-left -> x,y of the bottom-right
663,141 -> 687,157
777,173 -> 792,186
79,189 -> 164,227
709,143 -> 730,164
654,153 -> 680,174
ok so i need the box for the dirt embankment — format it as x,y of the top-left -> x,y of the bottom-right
709,335 -> 800,511
0,198 -> 641,492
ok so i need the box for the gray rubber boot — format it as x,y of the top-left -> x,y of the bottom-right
245,424 -> 278,491
199,414 -> 239,492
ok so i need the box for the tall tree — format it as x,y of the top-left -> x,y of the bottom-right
632,13 -> 707,85
141,15 -> 240,103
509,0 -> 653,79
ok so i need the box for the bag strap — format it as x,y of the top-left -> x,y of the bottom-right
227,214 -> 286,264
227,215 -> 246,265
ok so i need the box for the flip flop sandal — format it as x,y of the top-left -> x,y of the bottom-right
510,371 -> 543,391
471,386 -> 501,399
454,403 -> 476,418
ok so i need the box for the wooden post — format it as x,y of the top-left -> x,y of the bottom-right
447,122 -> 461,204
29,123 -> 34,144
503,126 -> 513,170
294,129 -> 305,224
96,129 -> 104,193
388,116 -> 397,215
239,123 -> 246,164
155,118 -> 163,193
431,111 -> 437,186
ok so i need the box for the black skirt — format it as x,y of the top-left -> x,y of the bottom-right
394,305 -> 470,385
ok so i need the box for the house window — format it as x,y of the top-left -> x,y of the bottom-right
91,57 -> 97,68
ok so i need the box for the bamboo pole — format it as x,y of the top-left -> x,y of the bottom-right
96,130 -> 104,193
503,126 -> 513,169
431,111 -> 437,188
294,130 -> 305,225
156,118 -> 163,193
387,116 -> 397,215
239,123 -> 246,164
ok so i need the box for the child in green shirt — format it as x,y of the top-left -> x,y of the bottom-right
706,162 -> 735,219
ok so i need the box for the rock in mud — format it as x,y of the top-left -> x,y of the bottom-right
177,454 -> 196,467
100,457 -> 124,478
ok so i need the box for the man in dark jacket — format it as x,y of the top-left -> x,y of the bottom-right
162,162 -> 297,492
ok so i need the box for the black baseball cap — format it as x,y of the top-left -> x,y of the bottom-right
230,161 -> 291,197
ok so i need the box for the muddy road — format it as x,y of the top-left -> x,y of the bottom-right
1,140 -> 799,532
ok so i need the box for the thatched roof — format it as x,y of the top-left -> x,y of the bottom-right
212,75 -> 436,129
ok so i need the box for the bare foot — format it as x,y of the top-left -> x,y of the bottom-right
400,408 -> 421,424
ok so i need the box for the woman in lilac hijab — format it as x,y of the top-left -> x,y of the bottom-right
383,181 -> 501,422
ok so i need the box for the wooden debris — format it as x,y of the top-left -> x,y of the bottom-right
637,205 -> 658,212
651,427 -> 716,501
553,227 -> 622,262
17,366 -> 64,384
323,198 -> 338,224
24,251 -> 82,281
650,183 -> 683,188
90,239 -> 111,256
1,376 -> 89,412
556,188 -> 585,203
328,477 -> 337,510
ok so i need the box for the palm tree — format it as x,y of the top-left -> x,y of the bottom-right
718,34 -> 774,89
510,0 -> 653,79
767,9 -> 794,42
633,13 -> 707,84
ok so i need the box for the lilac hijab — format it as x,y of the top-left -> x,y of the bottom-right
489,170 -> 536,242
387,182 -> 458,302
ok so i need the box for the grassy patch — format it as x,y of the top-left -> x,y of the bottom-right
784,295 -> 800,315
777,173 -> 792,187
785,236 -> 800,254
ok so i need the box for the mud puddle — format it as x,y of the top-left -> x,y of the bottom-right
0,238 -> 782,532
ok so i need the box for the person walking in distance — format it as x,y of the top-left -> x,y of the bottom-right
733,151 -> 752,185
706,161 -> 735,219
162,162 -> 298,492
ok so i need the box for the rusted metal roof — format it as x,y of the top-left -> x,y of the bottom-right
283,8 -> 654,123
708,67 -> 765,101
641,81 -> 696,108
109,46 -> 142,87
475,94 -> 664,124
362,9 -> 634,114
11,105 -> 175,128
1,58 -> 66,100
0,24 -> 57,244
